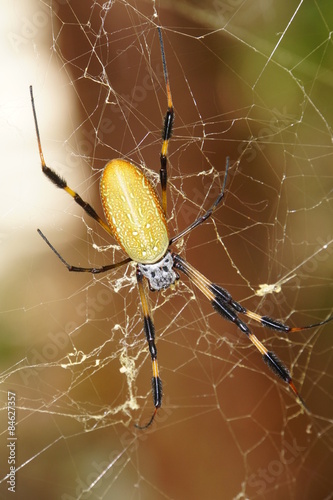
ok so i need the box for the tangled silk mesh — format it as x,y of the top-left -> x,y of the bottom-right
1,1 -> 333,499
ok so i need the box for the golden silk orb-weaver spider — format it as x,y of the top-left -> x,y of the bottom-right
31,28 -> 333,429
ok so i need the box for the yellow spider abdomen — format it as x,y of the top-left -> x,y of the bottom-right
100,159 -> 169,264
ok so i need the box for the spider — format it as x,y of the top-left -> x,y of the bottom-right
31,28 -> 332,429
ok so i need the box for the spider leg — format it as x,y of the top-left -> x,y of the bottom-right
242,308 -> 333,333
37,229 -> 131,273
170,157 -> 229,245
135,266 -> 163,429
158,27 -> 174,216
206,282 -> 333,332
30,86 -> 112,237
172,253 -> 332,409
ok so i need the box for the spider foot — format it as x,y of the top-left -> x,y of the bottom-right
134,407 -> 158,430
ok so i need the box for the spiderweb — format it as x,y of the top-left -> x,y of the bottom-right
1,1 -> 333,499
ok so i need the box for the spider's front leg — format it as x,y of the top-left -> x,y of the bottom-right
135,267 -> 163,429
172,253 -> 330,409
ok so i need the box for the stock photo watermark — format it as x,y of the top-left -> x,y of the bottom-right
60,396 -> 173,500
19,287 -> 114,385
6,391 -> 17,493
248,438 -> 306,494
8,0 -> 68,52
